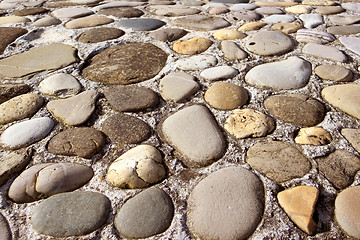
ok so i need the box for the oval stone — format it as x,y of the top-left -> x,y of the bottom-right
315,65 -> 353,82
39,73 -> 81,98
78,27 -> 124,43
115,188 -> 174,238
173,37 -> 212,55
65,15 -> 114,29
31,191 -> 110,237
187,166 -> 264,240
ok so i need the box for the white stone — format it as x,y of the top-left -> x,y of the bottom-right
229,3 -> 257,11
0,3 -> 16,9
262,14 -> 295,23
340,36 -> 360,56
39,73 -> 81,98
299,14 -> 323,29
176,55 -> 217,71
302,43 -> 347,62
92,1 -> 146,11
342,3 -> 360,13
296,29 -> 335,44
200,66 -> 238,81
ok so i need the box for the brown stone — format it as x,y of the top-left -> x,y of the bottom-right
78,28 -> 124,43
0,27 -> 28,54
13,7 -> 47,16
0,84 -> 30,104
98,7 -> 144,18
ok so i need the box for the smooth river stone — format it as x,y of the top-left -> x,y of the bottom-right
238,22 -> 266,31
102,114 -> 151,146
0,93 -> 43,125
148,28 -> 188,42
176,55 -> 217,70
0,27 -> 27,54
264,94 -> 325,127
322,84 -> 360,120
262,14 -> 295,23
200,66 -> 238,81
227,11 -> 260,22
0,213 -> 11,240
0,117 -> 54,150
187,166 -> 264,240
212,29 -> 246,40
255,1 -> 298,7
0,84 -> 30,104
285,5 -> 312,14
118,18 -> 165,31
51,7 -> 94,18
161,105 -> 225,168
92,1 -> 146,11
245,56 -> 311,90
342,128 -> 360,153
247,141 -> 311,183
0,16 -> 30,24
104,85 -> 158,112
342,2 -> 360,12
296,29 -> 335,44
205,82 -> 247,110
65,15 -> 114,29
299,14 -> 323,29
209,7 -> 229,14
255,6 -> 283,15
78,27 -> 124,43
98,7 -> 144,18
340,36 -> 360,55
229,3 -> 257,11
14,7 -> 47,16
315,6 -> 344,15
31,17 -> 62,27
0,148 -> 32,185
39,73 -> 81,98
245,31 -> 294,56
173,37 -> 212,55
315,65 -> 353,82
220,40 -> 247,61
32,191 -> 110,237
171,15 -> 230,31
47,90 -> 98,126
47,128 -> 106,158
327,25 -> 360,36
329,15 -> 360,25
115,188 -> 173,238
302,43 -> 347,62
149,5 -> 200,16
82,43 -> 167,85
0,44 -> 78,79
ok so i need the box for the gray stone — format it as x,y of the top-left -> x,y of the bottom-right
0,27 -> 27,55
315,6 -> 344,15
148,5 -> 200,16
302,43 -> 347,62
39,73 -> 81,98
0,213 -> 11,240
262,14 -> 295,23
176,55 -> 217,70
161,105 -> 226,168
117,18 -> 166,31
0,84 -> 30,104
296,29 -> 335,44
299,14 -> 323,29
187,166 -> 264,240
340,36 -> 360,55
327,25 -> 360,35
51,7 -> 93,18
211,0 -> 250,3
200,66 -> 238,81
229,3 -> 257,11
31,17 -> 62,27
329,15 -> 360,25
342,128 -> 360,153
342,2 -> 360,12
148,28 -> 187,42
171,15 -> 230,31
47,90 -> 98,126
92,1 -> 146,11
255,6 -> 283,15
245,56 -> 311,90
47,128 -> 106,158
0,117 -> 54,150
65,15 -> 114,29
220,40 -> 247,61
78,27 -> 124,43
115,188 -> 173,238
227,11 -> 260,22
0,148 -> 32,185
31,191 -> 110,237
315,65 -> 353,82
103,85 -> 158,112
98,7 -> 144,18
246,141 -> 312,183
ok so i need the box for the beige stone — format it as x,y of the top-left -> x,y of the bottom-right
220,41 -> 247,61
224,109 -> 274,139
0,16 -> 30,24
65,15 -> 113,29
278,186 -> 319,235
173,37 -> 212,55
212,29 -> 246,40
285,5 -> 312,14
302,0 -> 335,6
295,127 -> 332,145
255,1 -> 298,7
341,128 -> 360,152
271,23 -> 301,34
315,6 -> 344,15
315,65 -> 353,82
238,22 -> 266,32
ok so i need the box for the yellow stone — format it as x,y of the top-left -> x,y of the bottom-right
255,1 -> 298,7
285,5 -> 312,14
278,186 -> 319,235
212,29 -> 246,40
0,16 -> 30,24
295,127 -> 332,145
173,37 -> 212,55
302,0 -> 335,6
238,22 -> 267,32
271,23 -> 301,34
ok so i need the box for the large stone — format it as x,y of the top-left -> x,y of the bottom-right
39,73 -> 81,98
51,7 -> 94,18
0,213 -> 11,240
115,188 -> 174,238
47,90 -> 98,126
78,27 -> 124,43
31,191 -> 110,237
0,44 -> 78,79
187,166 -> 264,240
302,43 -> 347,62
0,27 -> 27,54
82,43 -> 167,85
0,84 -> 30,104
315,65 -> 353,82
161,105 -> 226,168
47,128 -> 106,158
246,141 -> 312,183
65,15 -> 114,29
171,15 -> 230,31
0,148 -> 32,185
342,128 -> 360,153
264,94 -> 325,127
327,25 -> 360,35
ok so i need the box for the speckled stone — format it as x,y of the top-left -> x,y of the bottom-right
0,27 -> 27,54
205,82 -> 247,110
78,28 -> 124,43
295,127 -> 332,145
315,65 -> 353,82
97,7 -> 144,18
173,37 -> 212,55
227,11 -> 260,22
0,84 -> 30,104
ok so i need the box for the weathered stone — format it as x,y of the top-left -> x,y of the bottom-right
342,128 -> 360,153
238,22 -> 266,31
0,84 -> 30,104
98,7 -> 144,18
255,6 -> 283,15
285,5 -> 312,14
227,11 -> 260,22
315,65 -> 353,82
262,14 -> 295,24
176,55 -> 217,70
173,37 -> 212,55
78,28 -> 124,43
0,148 -> 32,185
271,22 -> 301,34
0,27 -> 27,54
171,15 -> 230,31
148,28 -> 187,42
295,127 -> 332,145
329,15 -> 360,25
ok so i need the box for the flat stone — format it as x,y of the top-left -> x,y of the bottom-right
342,128 -> 360,153
47,90 -> 98,126
224,109 -> 274,139
159,72 -> 199,102
295,127 -> 332,145
161,105 -> 226,168
148,28 -> 187,41
107,145 -> 166,188
329,15 -> 360,25
0,93 -> 43,125
229,3 -> 257,11
82,43 -> 167,85
212,0 -> 250,3
278,186 -> 319,235
335,186 -> 360,238
176,55 -> 217,70
31,17 -> 62,27
98,7 -> 144,18
322,84 -> 360,120
148,5 -> 200,16
187,166 -> 264,240
149,0 -> 175,5
0,44 -> 78,79
51,7 -> 93,18
303,0 -> 335,5
227,11 -> 260,22
205,82 -> 247,110
181,0 -> 204,6
315,65 -> 353,82
285,5 -> 312,14
245,56 -> 311,90
255,1 -> 298,7
32,191 -> 110,237
0,16 -> 30,24
209,7 -> 229,14
265,94 -> 325,127
14,7 -> 47,16
0,27 -> 27,54
104,85 -> 158,112
0,213 -> 11,240
245,31 -> 294,56
0,84 -> 30,104
173,37 -> 212,55
247,141 -> 311,183
296,29 -> 335,44
200,66 -> 238,81
0,148 -> 32,185
39,73 -> 81,98
342,2 -> 360,12
271,22 -> 301,34
255,6 -> 283,15
220,40 -> 247,61
302,43 -> 347,62
115,188 -> 173,238
340,36 -> 360,55
117,18 -> 165,31
213,29 -> 246,40
262,14 -> 295,23
315,6 -> 344,15
0,117 -> 54,150
78,27 -> 124,43
0,3 -> 16,9
327,25 -> 360,35
47,128 -> 106,158
171,15 -> 230,31
238,22 -> 266,31
102,114 -> 151,146
65,15 -> 114,29
299,14 -> 323,29
92,1 -> 146,11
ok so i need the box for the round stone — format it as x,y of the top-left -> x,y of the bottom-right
115,188 -> 174,238
82,43 -> 167,85
78,27 -> 124,43
187,166 -> 264,240
65,15 -> 114,29
98,7 -> 144,18
315,65 -> 353,82
31,191 -> 110,237
264,94 -> 325,127
39,73 -> 81,98
245,31 -> 294,56
204,82 -> 248,110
